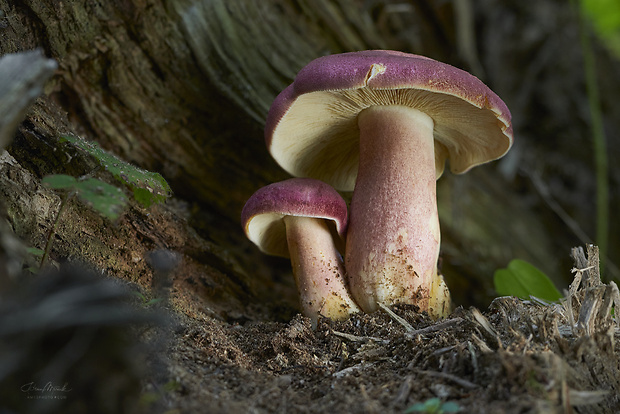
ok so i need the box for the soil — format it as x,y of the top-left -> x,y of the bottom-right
147,297 -> 620,414
144,247 -> 619,414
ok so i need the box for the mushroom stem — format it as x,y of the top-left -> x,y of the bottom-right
284,215 -> 360,321
345,105 -> 450,316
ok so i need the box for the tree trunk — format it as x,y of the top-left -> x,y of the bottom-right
1,0 -> 619,316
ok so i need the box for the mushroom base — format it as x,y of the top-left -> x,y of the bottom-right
284,215 -> 360,322
346,105 -> 451,317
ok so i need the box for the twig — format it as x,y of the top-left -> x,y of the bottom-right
377,303 -> 415,332
609,282 -> 620,328
564,288 -> 576,336
471,333 -> 493,353
405,318 -> 464,339
378,304 -> 464,338
471,308 -> 498,338
331,330 -> 388,344
419,370 -> 478,389
333,362 -> 372,378
41,192 -> 73,269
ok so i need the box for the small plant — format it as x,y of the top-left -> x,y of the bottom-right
39,174 -> 128,269
43,174 -> 129,220
24,247 -> 45,273
133,291 -> 164,308
59,134 -> 171,208
494,259 -> 563,302
31,135 -> 173,270
404,398 -> 459,414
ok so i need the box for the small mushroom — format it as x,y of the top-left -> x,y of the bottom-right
265,51 -> 513,317
241,178 -> 360,322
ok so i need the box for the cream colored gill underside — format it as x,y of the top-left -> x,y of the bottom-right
247,213 -> 338,259
270,87 -> 511,192
247,213 -> 288,257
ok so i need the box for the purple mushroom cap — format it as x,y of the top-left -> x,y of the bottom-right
241,178 -> 348,258
265,50 -> 513,191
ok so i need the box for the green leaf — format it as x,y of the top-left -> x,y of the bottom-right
73,178 -> 128,220
144,298 -> 164,306
581,0 -> 620,58
405,398 -> 442,413
60,135 -> 171,208
44,174 -> 128,221
27,247 -> 45,257
162,380 -> 181,392
582,0 -> 620,36
440,402 -> 460,413
42,174 -> 77,189
494,259 -> 563,302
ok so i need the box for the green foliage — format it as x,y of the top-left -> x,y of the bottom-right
59,135 -> 171,208
494,259 -> 562,302
405,398 -> 459,414
24,247 -> 46,273
26,247 -> 44,257
133,291 -> 164,307
581,0 -> 620,57
43,174 -> 128,221
575,0 -> 612,274
38,139 -> 171,268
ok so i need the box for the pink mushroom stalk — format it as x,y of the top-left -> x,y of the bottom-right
350,105 -> 443,313
241,178 -> 360,322
265,51 -> 513,317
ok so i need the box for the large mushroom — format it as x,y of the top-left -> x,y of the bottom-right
265,50 -> 513,317
241,178 -> 360,322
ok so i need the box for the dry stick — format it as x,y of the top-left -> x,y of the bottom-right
405,318 -> 464,339
40,192 -> 73,269
467,341 -> 479,376
564,288 -> 576,337
471,333 -> 493,354
471,308 -> 498,339
332,362 -> 373,378
331,330 -> 387,344
609,282 -> 620,328
419,370 -> 477,389
377,303 -> 415,332
378,303 -> 464,338
392,375 -> 413,406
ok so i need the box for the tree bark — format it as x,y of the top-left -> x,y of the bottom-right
1,0 -> 619,315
